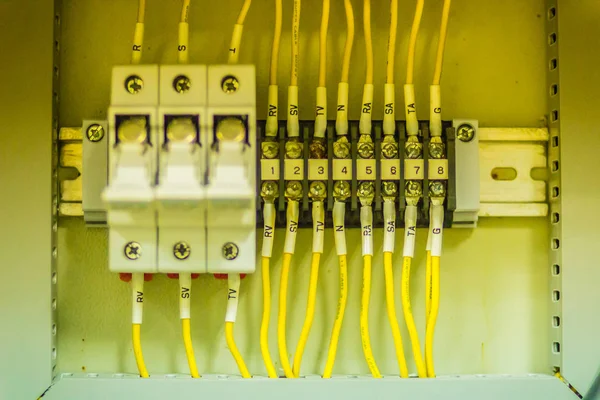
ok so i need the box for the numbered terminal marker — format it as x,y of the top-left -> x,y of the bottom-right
333,159 -> 352,181
428,159 -> 448,180
261,159 -> 280,180
404,159 -> 425,180
308,159 -> 328,181
380,159 -> 400,180
284,159 -> 304,180
357,159 -> 376,181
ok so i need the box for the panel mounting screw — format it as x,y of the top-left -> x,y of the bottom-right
173,75 -> 191,94
124,241 -> 142,260
221,76 -> 239,94
125,75 -> 143,94
173,241 -> 191,260
86,124 -> 104,142
222,242 -> 239,260
457,124 -> 475,142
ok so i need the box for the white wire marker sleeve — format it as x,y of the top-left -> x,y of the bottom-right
132,272 -> 144,324
404,84 -> 419,136
359,83 -> 374,135
179,273 -> 192,319
312,201 -> 325,254
333,201 -> 347,256
383,200 -> 396,253
228,24 -> 244,64
315,86 -> 328,138
361,205 -> 374,256
335,82 -> 349,136
402,205 -> 417,258
178,22 -> 189,64
431,204 -> 445,257
265,85 -> 279,137
226,274 -> 241,323
284,200 -> 300,254
383,83 -> 395,136
429,85 -> 442,137
426,206 -> 432,252
262,203 -> 276,258
131,23 -> 144,64
287,86 -> 300,137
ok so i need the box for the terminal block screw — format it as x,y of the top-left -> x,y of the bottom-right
429,181 -> 446,198
261,139 -> 279,159
125,75 -> 143,94
333,136 -> 351,159
457,124 -> 475,142
382,181 -> 398,198
261,181 -> 279,201
285,139 -> 303,159
173,241 -> 191,260
221,76 -> 239,94
357,135 -> 375,159
86,124 -> 104,142
124,241 -> 142,260
381,136 -> 398,159
309,181 -> 327,201
222,242 -> 239,260
405,180 -> 423,198
357,181 -> 375,205
429,139 -> 445,159
285,181 -> 303,201
309,138 -> 327,159
405,136 -> 422,159
173,75 -> 191,94
333,181 -> 351,202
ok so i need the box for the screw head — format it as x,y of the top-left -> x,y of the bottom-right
405,137 -> 423,159
333,181 -> 351,201
332,136 -> 349,159
86,124 -> 105,142
222,242 -> 239,260
125,75 -> 143,94
221,76 -> 239,94
309,181 -> 327,201
381,136 -> 399,159
173,75 -> 191,94
124,241 -> 142,260
285,139 -> 303,159
261,139 -> 279,159
357,135 -> 375,159
405,180 -> 423,198
358,181 -> 375,204
429,181 -> 446,197
309,138 -> 327,159
382,181 -> 398,198
457,124 -> 475,142
261,181 -> 279,201
173,241 -> 191,260
429,142 -> 445,159
285,181 -> 303,200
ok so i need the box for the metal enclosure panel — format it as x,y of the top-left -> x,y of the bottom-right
0,0 -> 55,398
557,0 -> 600,395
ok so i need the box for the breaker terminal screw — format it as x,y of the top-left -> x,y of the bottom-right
309,138 -> 327,159
285,139 -> 303,159
261,139 -> 279,159
221,75 -> 239,94
405,136 -> 422,159
381,136 -> 398,159
405,180 -> 423,198
285,181 -> 303,201
429,181 -> 446,198
382,181 -> 398,198
457,124 -> 475,142
261,181 -> 279,201
173,75 -> 191,94
333,181 -> 351,202
222,242 -> 239,260
124,241 -> 142,260
357,135 -> 375,159
309,181 -> 327,201
429,138 -> 445,159
173,241 -> 191,260
333,136 -> 351,159
125,75 -> 143,94
86,124 -> 104,142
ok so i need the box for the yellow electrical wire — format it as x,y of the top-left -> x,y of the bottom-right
181,0 -> 190,22
363,0 -> 373,85
137,0 -> 146,23
132,323 -> 149,378
425,256 -> 441,377
401,256 -> 428,378
182,318 -> 200,378
386,0 -> 398,84
322,254 -> 348,378
383,252 -> 409,378
225,321 -> 251,378
406,0 -> 425,84
360,255 -> 381,378
260,256 -> 278,378
270,0 -> 283,86
425,250 -> 432,322
236,0 -> 252,25
278,253 -> 295,378
341,0 -> 355,83
291,0 -> 301,86
318,0 -> 330,87
433,0 -> 451,85
292,252 -> 320,378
